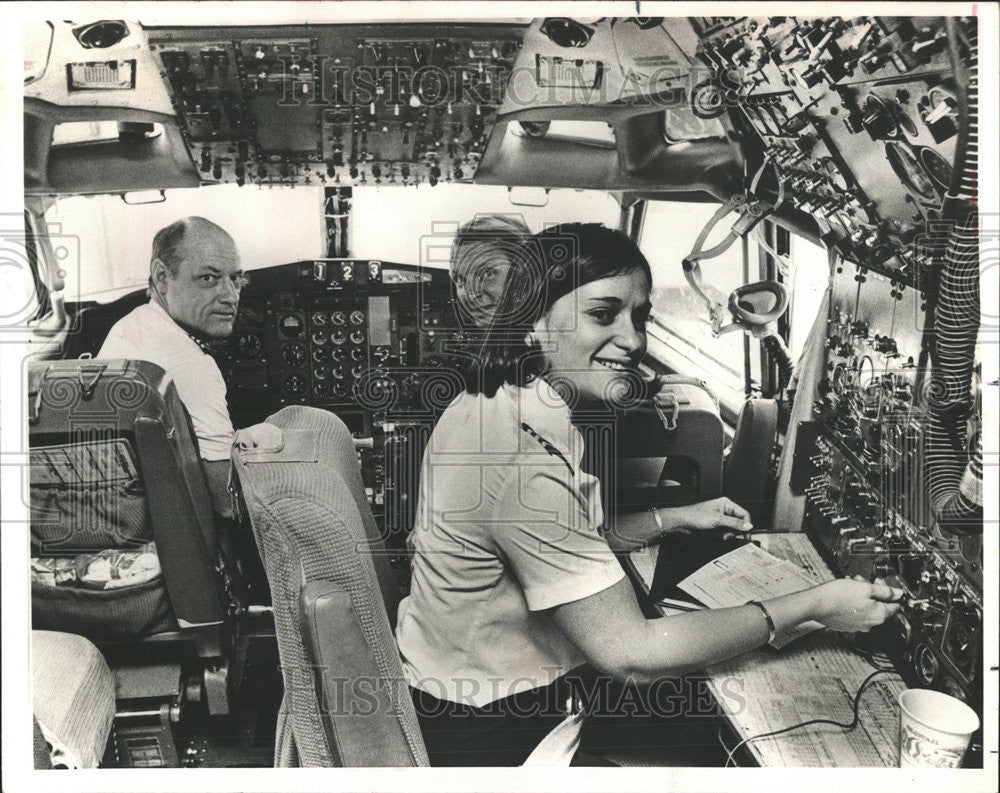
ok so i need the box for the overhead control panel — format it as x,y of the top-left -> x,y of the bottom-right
146,24 -> 523,187
695,16 -> 970,288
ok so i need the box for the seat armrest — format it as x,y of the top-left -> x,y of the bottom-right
299,580 -> 427,767
135,416 -> 226,628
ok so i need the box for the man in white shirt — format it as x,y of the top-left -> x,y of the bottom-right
98,216 -> 271,515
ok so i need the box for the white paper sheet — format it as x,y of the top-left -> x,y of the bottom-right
677,542 -> 825,648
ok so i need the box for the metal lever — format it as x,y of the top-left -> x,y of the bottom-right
653,391 -> 679,431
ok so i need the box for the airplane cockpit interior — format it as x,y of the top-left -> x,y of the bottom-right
4,4 -> 995,779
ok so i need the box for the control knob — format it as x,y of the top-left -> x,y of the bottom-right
873,335 -> 898,355
861,98 -> 896,140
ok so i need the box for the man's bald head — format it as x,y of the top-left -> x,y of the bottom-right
150,217 -> 237,280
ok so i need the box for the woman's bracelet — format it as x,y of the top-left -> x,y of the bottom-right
746,600 -> 777,644
649,506 -> 664,536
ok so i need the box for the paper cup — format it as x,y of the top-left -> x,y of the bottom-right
898,688 -> 979,768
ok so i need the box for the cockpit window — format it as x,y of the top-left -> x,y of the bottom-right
350,184 -> 621,267
641,199 -> 832,415
45,184 -> 323,302
640,199 -> 747,411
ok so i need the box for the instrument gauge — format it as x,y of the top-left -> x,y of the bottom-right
896,109 -> 917,138
885,142 -> 936,199
918,147 -> 953,189
330,311 -> 347,327
945,621 -> 975,669
914,644 -> 939,685
855,356 -> 877,402
281,343 -> 306,367
279,314 -> 304,338
283,372 -> 308,398
349,310 -> 366,326
237,333 -> 262,358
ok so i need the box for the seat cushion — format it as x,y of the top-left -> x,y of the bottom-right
32,630 -> 115,768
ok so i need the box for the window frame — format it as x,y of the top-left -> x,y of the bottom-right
634,200 -> 830,425
633,196 -> 762,423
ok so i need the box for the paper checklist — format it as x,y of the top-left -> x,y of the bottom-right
677,542 -> 828,648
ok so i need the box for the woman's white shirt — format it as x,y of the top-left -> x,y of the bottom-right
395,378 -> 624,707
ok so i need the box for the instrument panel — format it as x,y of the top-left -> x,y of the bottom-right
697,16 -> 972,287
699,16 -> 983,735
147,24 -> 523,188
214,259 -> 474,563
218,259 -> 473,419
793,256 -> 982,713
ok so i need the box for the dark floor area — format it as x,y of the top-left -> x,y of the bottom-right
173,634 -> 282,768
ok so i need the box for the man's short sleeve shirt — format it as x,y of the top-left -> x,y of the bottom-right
97,300 -> 235,460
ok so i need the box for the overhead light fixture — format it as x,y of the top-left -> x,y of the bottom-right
539,18 -> 594,48
516,121 -> 551,138
72,20 -> 130,49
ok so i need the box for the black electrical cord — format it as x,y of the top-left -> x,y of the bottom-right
723,668 -> 894,767
836,632 -> 896,673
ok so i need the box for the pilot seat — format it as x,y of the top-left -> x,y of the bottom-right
27,359 -> 243,767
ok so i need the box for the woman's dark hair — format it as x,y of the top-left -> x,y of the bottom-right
463,223 -> 652,397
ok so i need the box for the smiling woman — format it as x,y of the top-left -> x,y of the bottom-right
394,224 -> 902,766
531,266 -> 652,408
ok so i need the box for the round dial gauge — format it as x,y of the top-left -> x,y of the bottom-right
914,644 -> 939,685
919,147 -> 953,189
281,343 -> 306,367
885,141 -> 936,199
945,621 -> 975,669
856,356 -> 877,401
279,313 -> 304,338
283,372 -> 307,397
237,333 -> 262,357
